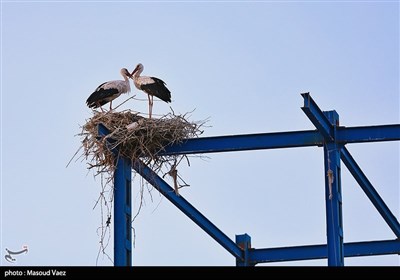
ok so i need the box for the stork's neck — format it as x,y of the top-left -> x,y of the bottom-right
121,73 -> 131,92
133,67 -> 143,79
132,67 -> 143,90
127,79 -> 131,92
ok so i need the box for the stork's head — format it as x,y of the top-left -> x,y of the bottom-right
131,63 -> 144,77
120,68 -> 131,77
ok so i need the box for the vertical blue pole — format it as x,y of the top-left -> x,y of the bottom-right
236,234 -> 252,266
114,156 -> 132,266
323,111 -> 344,266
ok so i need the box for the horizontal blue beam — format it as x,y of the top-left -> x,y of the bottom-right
340,147 -> 400,238
336,124 -> 400,144
301,92 -> 334,140
131,159 -> 244,260
344,239 -> 400,257
249,239 -> 400,264
160,130 -> 323,156
160,125 -> 400,156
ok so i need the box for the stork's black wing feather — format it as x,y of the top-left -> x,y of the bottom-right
86,87 -> 120,108
141,77 -> 171,103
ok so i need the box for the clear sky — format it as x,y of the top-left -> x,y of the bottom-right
1,0 -> 399,266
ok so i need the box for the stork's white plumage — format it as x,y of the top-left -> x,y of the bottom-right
86,68 -> 131,111
130,63 -> 171,119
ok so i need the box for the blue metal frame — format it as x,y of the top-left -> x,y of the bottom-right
236,234 -> 253,266
322,111 -> 344,266
96,93 -> 400,266
113,156 -> 132,266
302,94 -> 346,265
98,125 -> 132,266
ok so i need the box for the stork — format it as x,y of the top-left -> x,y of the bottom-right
130,63 -> 171,119
86,68 -> 131,111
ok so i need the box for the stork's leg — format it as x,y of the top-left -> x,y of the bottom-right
109,101 -> 112,111
98,102 -> 105,113
147,94 -> 152,119
149,95 -> 154,119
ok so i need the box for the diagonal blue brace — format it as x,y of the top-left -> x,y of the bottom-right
131,159 -> 244,260
301,92 -> 336,141
341,147 -> 400,238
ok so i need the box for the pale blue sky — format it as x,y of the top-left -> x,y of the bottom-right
1,1 -> 399,266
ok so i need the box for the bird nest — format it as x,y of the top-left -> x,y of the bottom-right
70,109 -> 206,263
78,109 -> 205,192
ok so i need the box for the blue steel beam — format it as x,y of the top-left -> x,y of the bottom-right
98,125 -> 132,266
113,156 -> 132,266
301,92 -> 335,140
236,234 -> 253,267
131,159 -> 244,260
323,112 -> 344,266
336,124 -> 400,144
301,92 -> 345,266
159,125 -> 399,156
248,239 -> 400,264
160,130 -> 323,156
340,147 -> 400,238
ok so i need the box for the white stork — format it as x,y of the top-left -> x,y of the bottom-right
130,63 -> 171,119
86,68 -> 131,111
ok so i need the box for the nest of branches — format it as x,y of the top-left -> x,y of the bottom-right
70,109 -> 207,264
79,109 -> 205,191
